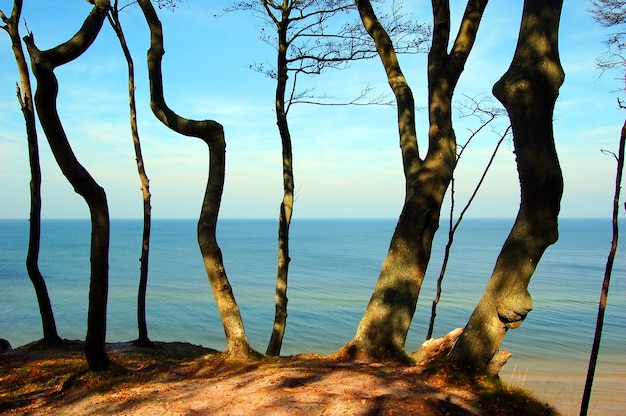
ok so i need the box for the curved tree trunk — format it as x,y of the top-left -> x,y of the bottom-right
24,3 -> 111,371
266,4 -> 294,357
137,0 -> 254,359
1,0 -> 60,344
349,0 -> 487,359
449,0 -> 564,375
108,3 -> 152,347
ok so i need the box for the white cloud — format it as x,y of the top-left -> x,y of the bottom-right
0,1 -> 622,220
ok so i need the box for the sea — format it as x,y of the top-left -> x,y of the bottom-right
0,218 -> 624,415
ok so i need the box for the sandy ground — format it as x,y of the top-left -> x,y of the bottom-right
0,341 -> 560,416
499,351 -> 626,416
36,357 -> 479,415
503,366 -> 626,416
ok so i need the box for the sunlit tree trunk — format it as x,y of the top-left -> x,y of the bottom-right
266,1 -> 294,357
450,0 -> 564,375
138,0 -> 254,359
24,2 -> 111,371
108,1 -> 152,347
349,0 -> 487,359
1,0 -> 60,344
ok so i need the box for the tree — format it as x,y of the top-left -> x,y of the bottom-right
590,1 -> 626,92
581,2 -> 625,414
449,0 -> 565,375
348,0 -> 488,360
229,0 -> 428,356
580,123 -> 624,416
23,1 -> 112,371
137,0 -> 256,360
426,97 -> 509,340
0,0 -> 60,344
107,0 -> 153,346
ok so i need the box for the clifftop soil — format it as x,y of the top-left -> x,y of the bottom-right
0,340 -> 559,415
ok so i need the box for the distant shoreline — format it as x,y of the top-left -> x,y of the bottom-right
0,217 -> 618,221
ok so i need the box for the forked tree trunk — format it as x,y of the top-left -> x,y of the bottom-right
108,3 -> 153,347
449,0 -> 564,375
349,0 -> 487,359
138,0 -> 254,359
24,3 -> 111,371
1,0 -> 60,344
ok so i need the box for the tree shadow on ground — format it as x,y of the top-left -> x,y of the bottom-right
0,340 -> 558,416
0,339 -> 220,413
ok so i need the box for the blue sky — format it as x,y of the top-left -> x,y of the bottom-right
0,0 -> 623,219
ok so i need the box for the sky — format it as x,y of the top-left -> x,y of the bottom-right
0,0 -> 624,220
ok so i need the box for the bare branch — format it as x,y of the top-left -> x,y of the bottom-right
291,84 -> 393,106
455,94 -> 506,158
231,0 -> 429,104
589,0 -> 626,27
589,1 -> 626,91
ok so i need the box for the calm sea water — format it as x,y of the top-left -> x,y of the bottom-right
1,218 -> 624,414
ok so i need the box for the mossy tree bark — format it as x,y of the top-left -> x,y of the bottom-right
24,2 -> 111,371
138,0 -> 254,359
449,0 -> 564,375
350,0 -> 487,359
1,0 -> 60,345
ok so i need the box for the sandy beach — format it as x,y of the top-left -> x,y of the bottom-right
501,356 -> 626,415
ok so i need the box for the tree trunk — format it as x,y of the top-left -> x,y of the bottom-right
24,3 -> 111,371
349,0 -> 487,359
138,0 -> 254,360
449,0 -> 564,374
108,3 -> 152,347
267,5 -> 294,357
580,118 -> 624,416
1,0 -> 60,344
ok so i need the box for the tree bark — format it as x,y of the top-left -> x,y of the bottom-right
23,2 -> 111,371
349,0 -> 487,359
108,2 -> 152,347
449,0 -> 564,374
137,0 -> 254,359
410,327 -> 463,366
266,1 -> 294,357
1,0 -> 60,344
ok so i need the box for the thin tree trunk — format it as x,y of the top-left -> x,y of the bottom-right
426,127 -> 507,340
267,4 -> 294,357
1,0 -> 60,344
349,0 -> 487,359
580,118 -> 624,416
24,3 -> 111,371
449,0 -> 564,375
108,2 -> 152,347
138,0 -> 254,359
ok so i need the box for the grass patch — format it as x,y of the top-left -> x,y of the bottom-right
478,383 -> 559,416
